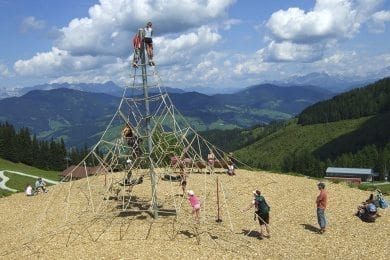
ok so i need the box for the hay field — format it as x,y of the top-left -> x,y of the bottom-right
0,169 -> 389,259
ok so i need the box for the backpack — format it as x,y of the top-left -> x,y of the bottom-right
255,195 -> 270,214
377,195 -> 388,209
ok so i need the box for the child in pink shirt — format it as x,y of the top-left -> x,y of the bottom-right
187,190 -> 201,223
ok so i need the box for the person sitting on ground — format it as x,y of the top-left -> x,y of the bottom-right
227,163 -> 235,176
187,190 -> 201,223
35,177 -> 47,193
242,190 -> 271,238
25,184 -> 33,196
356,202 -> 378,222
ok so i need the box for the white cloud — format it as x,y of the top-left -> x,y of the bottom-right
156,26 -> 221,65
222,18 -> 241,30
12,0 -> 235,87
266,1 -> 361,43
55,0 -> 234,57
369,10 -> 390,32
0,64 -> 10,77
263,41 -> 324,62
20,16 -> 46,33
14,47 -> 115,77
263,0 -> 385,63
9,0 -> 389,90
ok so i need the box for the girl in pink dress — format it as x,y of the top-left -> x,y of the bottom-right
187,190 -> 201,223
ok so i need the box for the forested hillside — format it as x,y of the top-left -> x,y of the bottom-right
0,122 -> 91,171
298,77 -> 390,125
226,78 -> 390,179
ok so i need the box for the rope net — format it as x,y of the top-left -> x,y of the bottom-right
51,63 -> 242,245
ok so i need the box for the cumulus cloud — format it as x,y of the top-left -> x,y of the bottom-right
263,41 -> 324,62
368,10 -> 390,33
14,0 -> 235,87
156,26 -> 221,65
263,0 -> 385,63
20,16 -> 46,33
14,47 -> 116,77
55,0 -> 233,57
266,0 -> 368,42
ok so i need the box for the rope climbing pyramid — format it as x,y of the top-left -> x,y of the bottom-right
56,29 -> 240,243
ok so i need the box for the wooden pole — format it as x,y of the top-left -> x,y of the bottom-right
216,176 -> 222,222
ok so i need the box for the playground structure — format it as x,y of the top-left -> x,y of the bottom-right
55,28 -> 242,244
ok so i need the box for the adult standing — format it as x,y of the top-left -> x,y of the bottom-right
242,190 -> 271,238
316,182 -> 327,234
144,21 -> 154,66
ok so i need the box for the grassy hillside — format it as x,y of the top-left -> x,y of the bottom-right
235,117 -> 370,170
0,158 -> 60,196
0,158 -> 60,180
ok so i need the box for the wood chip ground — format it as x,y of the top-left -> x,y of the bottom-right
0,169 -> 388,259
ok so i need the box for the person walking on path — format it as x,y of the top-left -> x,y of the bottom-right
242,190 -> 271,238
316,182 -> 327,234
144,21 -> 154,65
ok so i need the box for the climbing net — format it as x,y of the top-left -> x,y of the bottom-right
49,63 -> 245,246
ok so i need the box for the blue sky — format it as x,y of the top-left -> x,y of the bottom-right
0,0 -> 389,91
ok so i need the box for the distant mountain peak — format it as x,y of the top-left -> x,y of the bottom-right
267,72 -> 378,92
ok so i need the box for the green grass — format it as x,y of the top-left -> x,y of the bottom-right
0,189 -> 12,198
0,158 -> 60,196
3,171 -> 38,192
358,183 -> 390,195
0,158 -> 60,181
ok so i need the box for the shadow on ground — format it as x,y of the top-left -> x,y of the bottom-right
300,223 -> 319,234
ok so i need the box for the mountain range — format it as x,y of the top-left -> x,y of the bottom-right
267,72 -> 381,92
0,81 -> 185,99
0,83 -> 333,147
1,71 -> 384,98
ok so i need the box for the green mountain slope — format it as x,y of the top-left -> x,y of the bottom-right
0,84 -> 332,147
231,78 -> 390,178
298,77 -> 390,125
235,117 -> 370,170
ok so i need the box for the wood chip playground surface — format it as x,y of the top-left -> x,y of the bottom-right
0,169 -> 389,259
